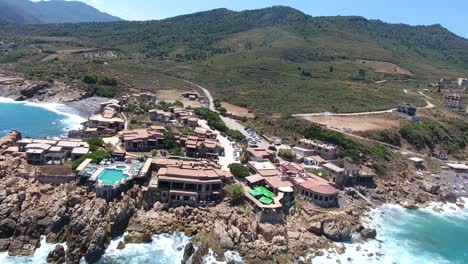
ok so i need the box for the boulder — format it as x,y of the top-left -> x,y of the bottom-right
360,228 -> 377,239
0,218 -> 16,238
117,241 -> 126,250
322,216 -> 351,242
258,223 -> 284,242
124,231 -> 152,244
212,220 -> 233,249
181,241 -> 195,264
307,221 -> 322,236
47,245 -> 66,264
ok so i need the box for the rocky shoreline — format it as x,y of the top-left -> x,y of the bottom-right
0,71 -> 108,118
0,149 -> 461,264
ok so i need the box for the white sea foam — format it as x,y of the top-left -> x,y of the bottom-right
311,200 -> 468,264
0,236 -> 66,264
94,232 -> 190,264
202,249 -> 244,264
0,232 -> 243,264
0,97 -> 86,133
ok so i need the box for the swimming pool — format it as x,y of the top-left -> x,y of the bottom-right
97,169 -> 129,185
116,165 -> 127,170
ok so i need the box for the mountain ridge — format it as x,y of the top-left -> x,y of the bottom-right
0,0 -> 123,24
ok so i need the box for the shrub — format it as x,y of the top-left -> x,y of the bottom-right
87,137 -> 104,152
228,163 -> 250,178
278,149 -> 296,160
373,163 -> 387,176
224,183 -> 245,205
71,149 -> 111,171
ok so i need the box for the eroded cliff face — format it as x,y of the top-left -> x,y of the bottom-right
0,154 -> 137,263
0,71 -> 88,103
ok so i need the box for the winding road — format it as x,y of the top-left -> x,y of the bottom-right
184,80 -> 270,149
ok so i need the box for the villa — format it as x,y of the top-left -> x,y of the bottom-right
296,139 -> 338,160
139,92 -> 157,104
323,159 -> 375,188
87,106 -> 125,135
148,159 -> 232,206
17,138 -> 89,165
121,126 -> 167,152
149,109 -> 174,123
443,93 -> 462,109
179,134 -> 224,159
247,148 -> 274,162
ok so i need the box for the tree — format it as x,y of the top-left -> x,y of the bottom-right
228,163 -> 250,178
218,107 -> 227,115
164,129 -> 177,149
224,184 -> 245,205
329,66 -> 335,72
87,137 -> 104,151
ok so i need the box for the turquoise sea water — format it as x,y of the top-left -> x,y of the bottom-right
314,199 -> 468,264
0,98 -> 85,138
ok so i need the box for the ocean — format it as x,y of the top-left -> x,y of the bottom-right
313,198 -> 468,264
0,98 -> 85,138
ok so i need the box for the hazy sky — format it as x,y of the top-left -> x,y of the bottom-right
62,0 -> 468,38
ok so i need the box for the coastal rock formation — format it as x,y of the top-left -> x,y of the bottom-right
0,71 -> 87,103
360,228 -> 377,239
47,245 -> 66,264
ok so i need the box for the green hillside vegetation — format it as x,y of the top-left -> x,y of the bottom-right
0,6 -> 467,114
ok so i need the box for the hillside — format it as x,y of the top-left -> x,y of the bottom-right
0,6 -> 467,114
0,0 -> 122,24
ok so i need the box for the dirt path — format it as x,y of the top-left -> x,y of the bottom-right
294,99 -> 435,118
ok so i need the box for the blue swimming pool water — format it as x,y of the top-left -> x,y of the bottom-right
97,169 -> 128,185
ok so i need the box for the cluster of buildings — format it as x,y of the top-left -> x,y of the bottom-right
120,125 -> 224,160
6,138 -> 89,165
149,106 -> 199,127
442,93 -> 468,113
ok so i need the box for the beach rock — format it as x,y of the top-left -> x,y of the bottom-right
258,223 -> 285,242
213,220 -> 233,249
117,241 -> 126,250
47,245 -> 65,264
400,200 -> 418,210
181,241 -> 195,264
124,231 -> 152,244
307,221 -> 323,236
322,216 -> 351,242
0,218 -> 16,238
360,228 -> 377,239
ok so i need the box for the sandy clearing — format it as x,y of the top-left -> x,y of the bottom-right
221,102 -> 255,118
358,60 -> 413,76
301,113 -> 404,132
156,89 -> 186,100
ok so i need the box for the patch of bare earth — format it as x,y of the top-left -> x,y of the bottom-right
302,113 -> 404,132
156,89 -> 201,108
221,102 -> 255,118
358,60 -> 413,76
